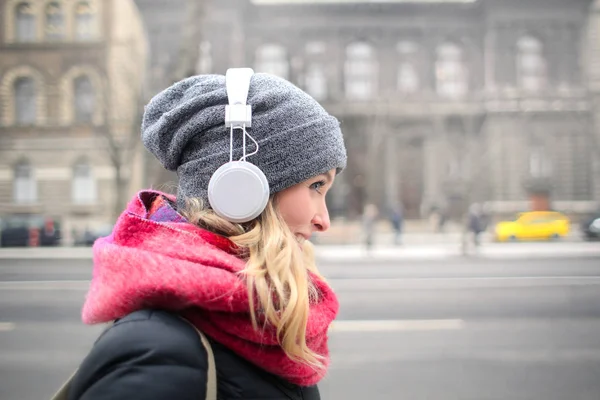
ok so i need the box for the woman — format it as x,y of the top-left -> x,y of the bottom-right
67,71 -> 347,399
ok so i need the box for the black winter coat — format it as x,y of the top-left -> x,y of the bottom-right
68,309 -> 321,400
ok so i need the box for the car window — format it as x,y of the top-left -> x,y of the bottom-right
530,218 -> 551,224
517,214 -> 535,223
2,216 -> 30,228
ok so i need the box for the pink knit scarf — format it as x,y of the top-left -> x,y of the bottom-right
82,191 -> 339,386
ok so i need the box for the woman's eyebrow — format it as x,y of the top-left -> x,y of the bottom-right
323,171 -> 335,183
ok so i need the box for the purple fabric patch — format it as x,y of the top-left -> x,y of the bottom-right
149,201 -> 188,224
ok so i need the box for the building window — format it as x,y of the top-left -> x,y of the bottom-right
345,42 -> 377,100
15,2 -> 36,42
13,161 -> 37,204
196,41 -> 212,74
255,44 -> 289,79
447,157 -> 460,179
45,2 -> 65,40
304,63 -> 327,101
74,75 -> 95,123
14,77 -> 37,125
446,153 -> 471,180
517,36 -> 547,92
303,41 -> 328,100
74,1 -> 95,41
398,62 -> 419,94
529,146 -> 552,178
436,42 -> 468,99
396,41 -> 420,94
72,160 -> 96,204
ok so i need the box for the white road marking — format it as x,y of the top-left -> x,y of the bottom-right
331,319 -> 464,332
2,276 -> 600,292
0,322 -> 16,332
330,276 -> 600,290
329,348 -> 600,369
0,248 -> 92,259
0,280 -> 90,290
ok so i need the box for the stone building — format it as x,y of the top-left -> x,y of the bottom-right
133,0 -> 202,188
0,0 -> 148,243
137,0 -> 600,220
133,0 -> 196,96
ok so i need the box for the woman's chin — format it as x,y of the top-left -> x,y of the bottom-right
295,236 -> 306,251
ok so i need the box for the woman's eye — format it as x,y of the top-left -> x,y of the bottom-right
310,181 -> 326,192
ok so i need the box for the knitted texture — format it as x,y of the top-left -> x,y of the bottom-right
141,73 -> 347,210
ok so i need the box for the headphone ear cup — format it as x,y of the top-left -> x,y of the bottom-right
208,161 -> 270,223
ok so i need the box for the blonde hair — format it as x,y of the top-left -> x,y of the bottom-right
181,197 -> 325,369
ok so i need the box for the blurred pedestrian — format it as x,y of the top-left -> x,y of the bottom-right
389,204 -> 404,245
362,203 -> 379,251
438,207 -> 448,233
429,206 -> 443,233
54,70 -> 347,399
468,203 -> 484,247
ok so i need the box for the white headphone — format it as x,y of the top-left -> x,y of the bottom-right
207,68 -> 270,223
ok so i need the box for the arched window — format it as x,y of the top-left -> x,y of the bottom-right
73,75 -> 94,123
529,145 -> 552,178
13,160 -> 37,203
304,41 -> 327,100
14,77 -> 37,125
196,41 -> 212,74
254,44 -> 289,79
396,41 -> 420,94
345,42 -> 377,100
398,63 -> 419,94
436,42 -> 468,99
305,64 -> 327,101
72,159 -> 96,204
74,1 -> 95,41
517,36 -> 547,92
15,2 -> 36,42
45,2 -> 65,40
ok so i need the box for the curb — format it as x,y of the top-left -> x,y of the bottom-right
315,251 -> 600,263
1,242 -> 598,261
0,247 -> 93,259
314,242 -> 600,262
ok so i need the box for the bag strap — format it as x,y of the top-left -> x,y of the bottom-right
49,370 -> 76,400
182,318 -> 217,400
50,318 -> 216,400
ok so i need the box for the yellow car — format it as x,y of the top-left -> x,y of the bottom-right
495,211 -> 570,242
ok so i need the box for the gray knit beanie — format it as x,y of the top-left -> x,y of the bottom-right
141,73 -> 347,210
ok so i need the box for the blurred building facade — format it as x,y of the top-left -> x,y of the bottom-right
186,0 -> 600,220
133,0 -> 201,96
133,0 -> 202,189
0,0 -> 148,243
132,0 -> 600,220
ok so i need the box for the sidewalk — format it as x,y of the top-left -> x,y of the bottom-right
312,219 -> 584,246
0,241 -> 598,261
313,241 -> 600,262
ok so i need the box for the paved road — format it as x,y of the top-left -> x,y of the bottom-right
1,257 -> 600,399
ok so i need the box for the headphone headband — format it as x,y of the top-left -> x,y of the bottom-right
207,68 -> 270,223
225,68 -> 253,128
